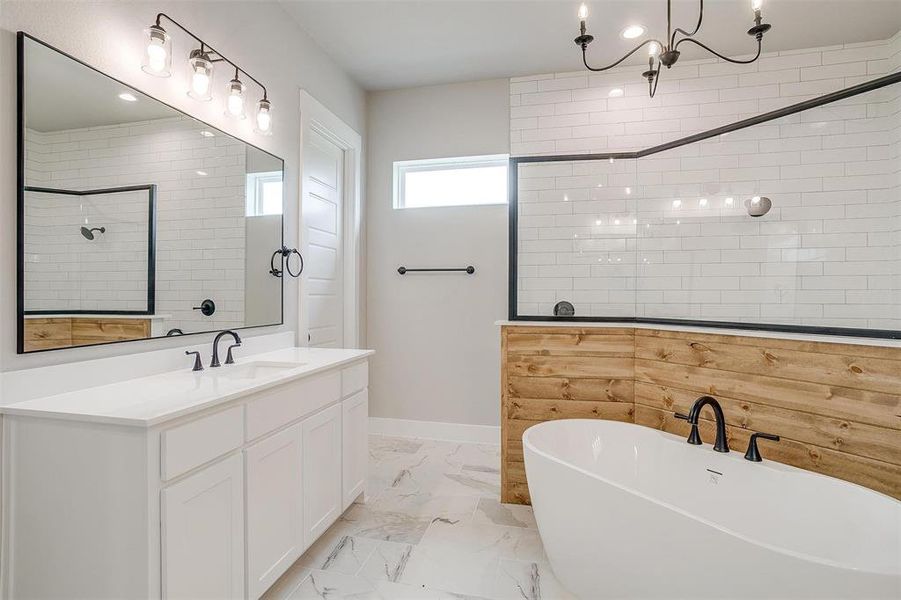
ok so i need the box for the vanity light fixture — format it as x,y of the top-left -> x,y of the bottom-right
142,24 -> 171,76
187,48 -> 213,101
575,0 -> 772,98
225,71 -> 246,119
255,98 -> 272,135
141,13 -> 272,132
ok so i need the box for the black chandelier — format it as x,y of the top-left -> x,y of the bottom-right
574,0 -> 772,98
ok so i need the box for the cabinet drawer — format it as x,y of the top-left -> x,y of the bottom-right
341,361 -> 368,398
161,406 -> 244,481
246,371 -> 341,441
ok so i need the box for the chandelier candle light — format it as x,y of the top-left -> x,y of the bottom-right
575,0 -> 772,97
141,12 -> 273,134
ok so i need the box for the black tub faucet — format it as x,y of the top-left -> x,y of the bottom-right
211,330 -> 242,368
676,395 -> 730,453
744,432 -> 780,462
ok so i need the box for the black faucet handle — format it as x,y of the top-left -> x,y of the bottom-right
673,411 -> 702,445
744,431 -> 780,462
185,350 -> 203,372
225,343 -> 241,365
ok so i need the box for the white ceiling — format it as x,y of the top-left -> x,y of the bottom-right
279,0 -> 901,91
25,38 -> 176,132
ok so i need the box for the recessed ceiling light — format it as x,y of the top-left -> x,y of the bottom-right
199,130 -> 215,137
118,92 -> 137,102
621,25 -> 646,39
608,88 -> 624,98
196,170 -> 208,176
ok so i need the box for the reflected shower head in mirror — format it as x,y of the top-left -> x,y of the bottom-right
80,226 -> 106,240
746,196 -> 772,217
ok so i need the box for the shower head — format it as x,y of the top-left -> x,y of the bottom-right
80,226 -> 106,240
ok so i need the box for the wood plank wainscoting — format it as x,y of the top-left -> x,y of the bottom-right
23,317 -> 152,351
500,325 -> 901,504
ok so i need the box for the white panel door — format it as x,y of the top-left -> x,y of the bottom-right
162,454 -> 244,600
342,389 -> 368,509
302,403 -> 343,546
245,422 -> 304,599
303,129 -> 344,347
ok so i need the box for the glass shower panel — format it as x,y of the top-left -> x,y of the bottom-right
516,159 -> 637,318
636,83 -> 901,330
515,79 -> 900,334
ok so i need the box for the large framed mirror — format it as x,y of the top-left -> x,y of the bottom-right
17,33 -> 285,353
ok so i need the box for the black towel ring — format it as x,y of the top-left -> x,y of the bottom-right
270,246 -> 304,278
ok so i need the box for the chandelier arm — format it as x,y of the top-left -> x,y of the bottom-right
670,0 -> 704,48
673,35 -> 762,65
582,38 -> 665,72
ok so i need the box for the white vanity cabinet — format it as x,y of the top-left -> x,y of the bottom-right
162,454 -> 246,599
245,422 -> 304,599
0,350 -> 371,600
302,403 -> 343,545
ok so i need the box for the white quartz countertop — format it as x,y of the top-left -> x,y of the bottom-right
0,347 -> 373,427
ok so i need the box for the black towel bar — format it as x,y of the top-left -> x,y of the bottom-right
397,266 -> 475,275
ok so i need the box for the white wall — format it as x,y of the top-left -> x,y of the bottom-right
0,0 -> 365,374
366,79 -> 509,427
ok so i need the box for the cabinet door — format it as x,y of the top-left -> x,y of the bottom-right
162,454 -> 244,599
245,422 -> 304,599
342,389 -> 368,509
302,403 -> 343,546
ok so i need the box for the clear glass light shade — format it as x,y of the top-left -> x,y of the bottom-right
751,0 -> 763,11
578,3 -> 588,20
225,78 -> 246,119
187,50 -> 213,101
142,25 -> 171,77
648,41 -> 661,57
254,99 -> 272,135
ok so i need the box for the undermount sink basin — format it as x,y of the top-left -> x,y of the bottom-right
213,361 -> 305,380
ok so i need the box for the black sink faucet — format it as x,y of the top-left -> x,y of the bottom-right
211,330 -> 242,368
676,395 -> 730,453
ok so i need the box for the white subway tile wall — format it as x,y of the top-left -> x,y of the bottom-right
24,117 -> 250,333
513,32 -> 901,331
24,189 -> 150,312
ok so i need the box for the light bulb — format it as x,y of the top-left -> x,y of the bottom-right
578,3 -> 589,20
147,43 -> 166,71
751,0 -> 763,11
649,41 -> 661,57
255,98 -> 272,134
142,24 -> 171,77
187,50 -> 213,101
226,77 -> 246,119
192,72 -> 209,95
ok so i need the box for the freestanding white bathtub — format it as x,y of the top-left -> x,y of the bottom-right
523,419 -> 901,599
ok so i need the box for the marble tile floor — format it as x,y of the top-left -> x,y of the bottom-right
263,435 -> 575,600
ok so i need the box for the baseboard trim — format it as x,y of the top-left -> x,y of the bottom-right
369,417 -> 500,445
